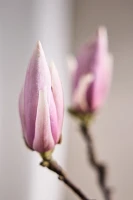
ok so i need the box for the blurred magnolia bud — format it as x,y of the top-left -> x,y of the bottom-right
19,41 -> 64,153
71,27 -> 113,114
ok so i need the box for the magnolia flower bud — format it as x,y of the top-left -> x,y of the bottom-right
19,41 -> 64,153
71,27 -> 113,113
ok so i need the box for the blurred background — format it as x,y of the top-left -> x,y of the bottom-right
0,0 -> 133,200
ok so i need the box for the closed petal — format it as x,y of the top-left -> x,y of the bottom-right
73,74 -> 93,112
92,53 -> 113,110
24,41 -> 51,148
72,26 -> 113,113
73,41 -> 97,90
91,27 -> 111,111
73,26 -> 108,90
19,87 -> 26,139
49,91 -> 59,143
97,26 -> 108,51
33,89 -> 54,153
87,27 -> 111,111
50,62 -> 64,136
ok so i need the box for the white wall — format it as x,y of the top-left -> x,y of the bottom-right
66,1 -> 133,200
0,1 -> 74,200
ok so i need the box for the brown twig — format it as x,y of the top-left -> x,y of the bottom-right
40,159 -> 92,200
80,123 -> 112,200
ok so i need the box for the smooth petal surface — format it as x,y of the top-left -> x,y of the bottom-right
19,41 -> 64,152
92,53 -> 113,111
24,41 -> 51,148
50,62 -> 64,138
49,90 -> 59,143
73,42 -> 96,91
19,87 -> 26,139
73,73 -> 93,111
72,26 -> 113,113
33,90 -> 54,152
88,27 -> 111,111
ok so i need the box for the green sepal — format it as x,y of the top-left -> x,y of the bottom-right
68,107 -> 95,125
40,149 -> 54,161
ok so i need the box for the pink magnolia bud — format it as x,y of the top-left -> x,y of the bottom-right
72,27 -> 113,113
19,41 -> 64,153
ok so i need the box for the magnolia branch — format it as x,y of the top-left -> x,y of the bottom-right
80,123 -> 112,200
40,159 -> 91,200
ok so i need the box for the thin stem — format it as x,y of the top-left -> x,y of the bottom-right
80,123 -> 112,200
40,159 -> 92,200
